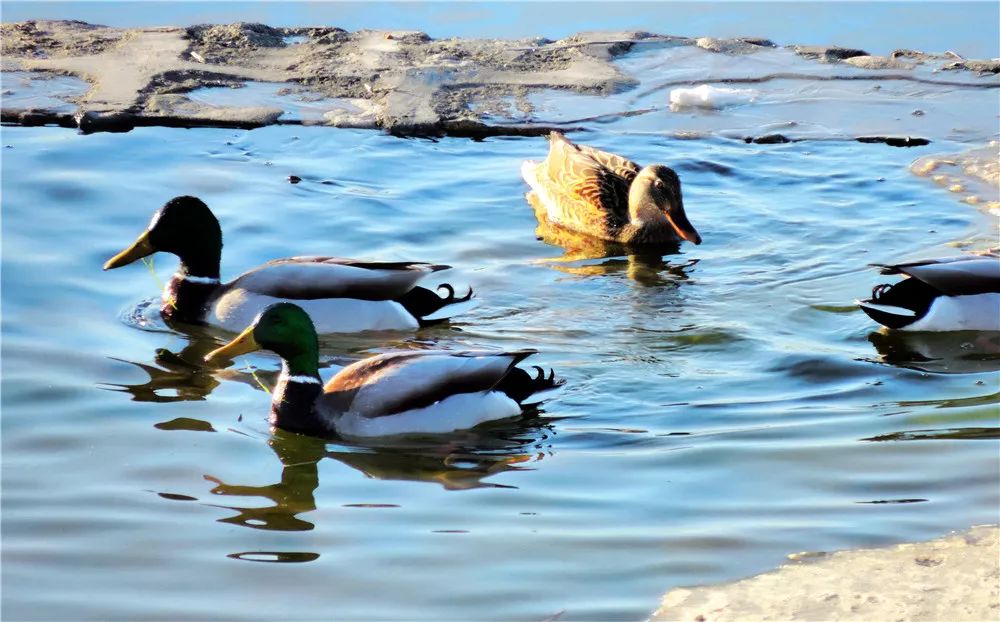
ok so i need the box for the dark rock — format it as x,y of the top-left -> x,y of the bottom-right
745,134 -> 792,144
75,110 -> 136,134
856,136 -> 930,147
186,22 -> 285,49
792,45 -> 868,62
696,37 -> 775,54
0,109 -> 77,128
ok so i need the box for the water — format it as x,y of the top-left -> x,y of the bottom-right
186,82 -> 365,123
0,71 -> 90,113
3,43 -> 999,622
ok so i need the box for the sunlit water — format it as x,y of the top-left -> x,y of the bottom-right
3,81 -> 999,619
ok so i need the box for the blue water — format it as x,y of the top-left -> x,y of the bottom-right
3,5 -> 1000,620
2,120 -> 998,620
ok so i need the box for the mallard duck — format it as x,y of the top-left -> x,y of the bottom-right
857,255 -> 1000,331
521,132 -> 701,245
104,196 -> 476,333
204,302 -> 562,438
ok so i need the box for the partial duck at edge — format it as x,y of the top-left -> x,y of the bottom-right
857,254 -> 1000,331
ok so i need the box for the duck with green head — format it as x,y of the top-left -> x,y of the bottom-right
204,303 -> 563,438
104,196 -> 477,333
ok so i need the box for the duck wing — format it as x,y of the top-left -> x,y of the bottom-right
319,350 -> 537,419
875,256 -> 1000,296
573,140 -> 642,183
539,132 -> 638,231
229,256 -> 449,301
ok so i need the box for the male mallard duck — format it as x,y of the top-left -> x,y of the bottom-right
104,196 -> 476,333
204,302 -> 563,438
521,132 -> 701,245
857,255 -> 1000,331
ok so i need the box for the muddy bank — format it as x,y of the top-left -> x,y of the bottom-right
1,20 -> 997,137
653,525 -> 1000,622
911,141 -> 1000,211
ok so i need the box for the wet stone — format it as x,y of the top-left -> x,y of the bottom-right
792,44 -> 869,62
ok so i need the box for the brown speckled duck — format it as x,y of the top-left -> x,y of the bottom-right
521,132 -> 701,245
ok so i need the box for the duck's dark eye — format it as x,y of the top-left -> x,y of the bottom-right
654,179 -> 665,191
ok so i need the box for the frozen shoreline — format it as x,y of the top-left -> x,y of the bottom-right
1,20 -> 997,137
653,525 -> 1000,621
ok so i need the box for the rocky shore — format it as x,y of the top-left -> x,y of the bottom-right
1,20 -> 997,136
653,525 -> 1000,622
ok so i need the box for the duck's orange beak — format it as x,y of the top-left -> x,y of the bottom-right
664,207 -> 702,245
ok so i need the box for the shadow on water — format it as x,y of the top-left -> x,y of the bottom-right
154,419 -> 556,561
101,305 -> 398,404
100,338 -> 277,403
204,432 -> 327,533
863,427 -> 1000,442
532,217 -> 697,287
866,330 -> 1000,375
107,296 -> 470,403
328,418 -> 557,491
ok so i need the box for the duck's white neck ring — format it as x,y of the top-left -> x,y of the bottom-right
286,375 -> 321,385
175,273 -> 221,285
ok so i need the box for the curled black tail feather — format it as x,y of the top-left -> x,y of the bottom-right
394,283 -> 474,325
860,278 -> 937,329
496,365 -> 564,404
434,283 -> 474,303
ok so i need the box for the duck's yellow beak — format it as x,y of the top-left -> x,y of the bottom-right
104,231 -> 155,270
204,326 -> 260,364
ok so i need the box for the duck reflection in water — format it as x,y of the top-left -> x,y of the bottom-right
101,336 -> 276,403
101,320 -> 379,404
201,420 -> 555,532
531,215 -> 698,287
867,329 -> 1000,375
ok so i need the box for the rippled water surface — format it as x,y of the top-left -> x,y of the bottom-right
3,100 -> 999,619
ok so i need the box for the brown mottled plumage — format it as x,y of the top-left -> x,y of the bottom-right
522,132 -> 701,245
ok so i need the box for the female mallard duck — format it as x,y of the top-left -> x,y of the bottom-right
104,196 -> 476,333
521,132 -> 701,245
857,255 -> 1000,331
204,302 -> 562,438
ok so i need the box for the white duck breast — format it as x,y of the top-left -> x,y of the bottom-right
859,255 -> 1000,331
902,293 -> 1000,332
334,391 -> 522,438
207,256 -> 462,332
211,290 -> 419,333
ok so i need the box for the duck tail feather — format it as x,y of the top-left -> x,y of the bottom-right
397,283 -> 479,324
856,299 -> 917,318
496,365 -> 565,404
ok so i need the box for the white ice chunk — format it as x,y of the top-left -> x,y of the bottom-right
669,84 -> 758,110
